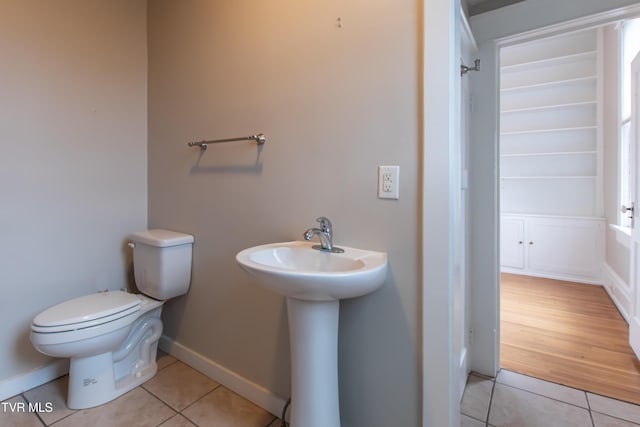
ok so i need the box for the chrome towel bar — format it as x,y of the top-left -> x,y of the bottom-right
188,133 -> 266,151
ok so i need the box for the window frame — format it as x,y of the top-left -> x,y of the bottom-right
618,18 -> 640,227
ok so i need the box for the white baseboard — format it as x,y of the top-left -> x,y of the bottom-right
500,267 -> 602,285
601,263 -> 631,323
158,335 -> 287,419
0,336 -> 287,420
0,359 -> 69,401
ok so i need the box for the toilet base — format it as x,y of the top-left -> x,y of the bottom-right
67,308 -> 163,409
67,353 -> 157,409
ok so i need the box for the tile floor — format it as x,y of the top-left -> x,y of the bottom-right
0,352 -> 285,427
462,369 -> 640,427
5,354 -> 640,427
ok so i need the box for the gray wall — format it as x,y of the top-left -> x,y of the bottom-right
147,1 -> 420,426
0,1 -> 147,381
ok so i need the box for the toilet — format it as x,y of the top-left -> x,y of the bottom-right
30,229 -> 194,409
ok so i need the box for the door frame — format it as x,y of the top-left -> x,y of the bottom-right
629,50 -> 640,357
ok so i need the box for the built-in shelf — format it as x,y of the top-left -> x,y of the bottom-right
500,75 -> 597,93
501,150 -> 597,158
501,50 -> 597,72
501,100 -> 596,114
501,125 -> 597,136
499,27 -> 601,218
501,48 -> 597,92
500,176 -> 596,180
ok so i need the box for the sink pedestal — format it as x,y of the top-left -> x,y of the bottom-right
236,241 -> 388,427
287,297 -> 341,427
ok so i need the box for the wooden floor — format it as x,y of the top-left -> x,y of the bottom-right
500,273 -> 640,405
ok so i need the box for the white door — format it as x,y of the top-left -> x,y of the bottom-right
629,51 -> 640,358
500,218 -> 524,269
457,13 -> 475,400
456,51 -> 470,398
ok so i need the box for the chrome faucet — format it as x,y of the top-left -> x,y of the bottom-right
303,217 -> 344,253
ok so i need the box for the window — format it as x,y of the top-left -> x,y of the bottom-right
619,18 -> 640,227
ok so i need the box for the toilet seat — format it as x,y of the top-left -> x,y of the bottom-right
32,291 -> 141,334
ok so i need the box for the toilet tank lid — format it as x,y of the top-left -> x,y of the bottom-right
130,229 -> 194,247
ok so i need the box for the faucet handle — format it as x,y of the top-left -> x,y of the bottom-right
316,217 -> 332,233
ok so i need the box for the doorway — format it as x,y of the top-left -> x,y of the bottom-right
464,0 -> 640,373
496,17 -> 640,403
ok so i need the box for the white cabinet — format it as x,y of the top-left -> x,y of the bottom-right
500,28 -> 602,217
500,214 -> 605,284
500,218 -> 524,269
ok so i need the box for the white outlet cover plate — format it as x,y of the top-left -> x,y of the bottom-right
378,165 -> 399,199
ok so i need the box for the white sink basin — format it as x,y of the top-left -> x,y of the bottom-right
236,240 -> 388,427
235,241 -> 388,301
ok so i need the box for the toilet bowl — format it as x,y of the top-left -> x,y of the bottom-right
30,229 -> 194,409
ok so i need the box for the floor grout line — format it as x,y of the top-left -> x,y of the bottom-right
485,376 -> 496,426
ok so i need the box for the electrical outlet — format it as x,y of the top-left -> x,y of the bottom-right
378,165 -> 399,199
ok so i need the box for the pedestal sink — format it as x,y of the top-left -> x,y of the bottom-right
236,241 -> 388,427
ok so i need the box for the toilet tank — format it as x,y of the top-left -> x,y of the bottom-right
130,229 -> 194,300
